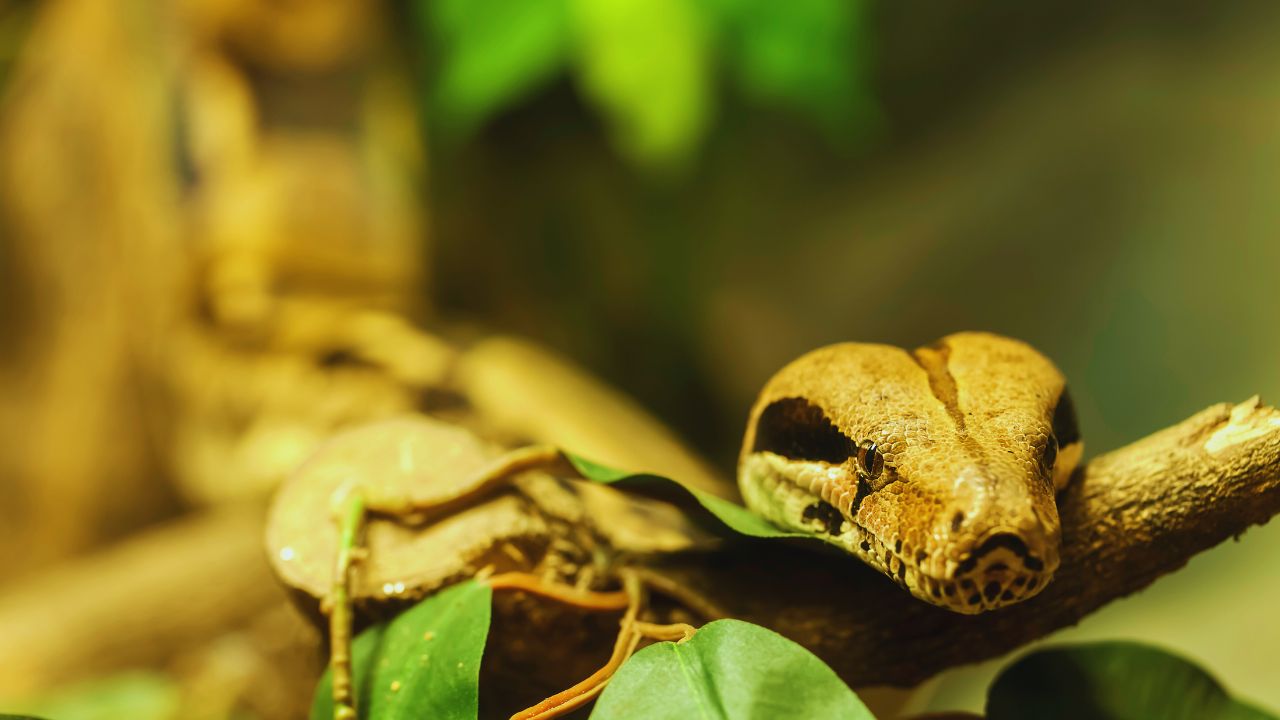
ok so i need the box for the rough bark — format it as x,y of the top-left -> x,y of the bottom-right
651,396 -> 1280,686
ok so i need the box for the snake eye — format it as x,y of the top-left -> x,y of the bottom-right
1041,434 -> 1059,474
857,441 -> 884,480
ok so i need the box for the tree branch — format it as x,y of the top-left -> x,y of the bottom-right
650,397 -> 1280,687
6,398 -> 1278,703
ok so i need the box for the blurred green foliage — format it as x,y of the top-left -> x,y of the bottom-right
416,0 -> 874,171
572,0 -> 712,172
425,0 -> 574,139
7,672 -> 179,720
708,0 -> 873,138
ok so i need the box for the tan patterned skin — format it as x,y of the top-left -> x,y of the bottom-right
738,332 -> 1082,613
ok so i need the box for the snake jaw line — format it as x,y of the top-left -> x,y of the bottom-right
743,453 -> 1056,613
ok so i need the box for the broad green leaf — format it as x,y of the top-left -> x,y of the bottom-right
567,454 -> 808,541
7,672 -> 179,720
570,0 -> 712,171
987,642 -> 1277,720
701,0 -> 875,138
424,0 -> 573,138
590,619 -> 873,719
311,579 -> 492,720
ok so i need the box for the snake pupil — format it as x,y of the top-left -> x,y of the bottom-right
1041,434 -> 1059,473
858,441 -> 884,480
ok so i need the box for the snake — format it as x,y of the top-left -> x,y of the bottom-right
738,332 -> 1082,614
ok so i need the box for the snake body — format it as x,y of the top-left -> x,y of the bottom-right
738,332 -> 1082,614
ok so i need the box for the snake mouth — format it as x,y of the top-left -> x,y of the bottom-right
851,523 -> 1052,614
744,459 -> 1051,613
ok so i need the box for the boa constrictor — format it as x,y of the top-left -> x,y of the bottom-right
738,332 -> 1082,614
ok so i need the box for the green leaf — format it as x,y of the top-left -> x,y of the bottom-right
590,619 -> 873,719
311,579 -> 493,720
567,454 -> 807,541
987,641 -> 1278,720
424,0 -> 573,138
569,0 -> 712,172
701,0 -> 876,138
6,672 -> 179,720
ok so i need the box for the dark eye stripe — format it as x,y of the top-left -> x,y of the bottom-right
752,397 -> 856,464
1052,387 -> 1081,448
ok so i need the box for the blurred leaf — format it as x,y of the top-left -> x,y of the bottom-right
11,672 -> 179,720
590,619 -> 873,719
570,0 -> 713,172
987,642 -> 1277,720
425,0 -> 573,138
311,580 -> 492,720
416,0 -> 876,169
568,454 -> 809,540
702,0 -> 875,137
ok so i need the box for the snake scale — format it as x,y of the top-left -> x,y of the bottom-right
738,332 -> 1082,614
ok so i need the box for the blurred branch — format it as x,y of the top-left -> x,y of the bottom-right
653,396 -> 1280,686
0,505 -> 289,699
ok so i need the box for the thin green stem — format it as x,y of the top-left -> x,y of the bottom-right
329,489 -> 367,720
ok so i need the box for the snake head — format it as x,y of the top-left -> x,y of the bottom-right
739,332 -> 1082,614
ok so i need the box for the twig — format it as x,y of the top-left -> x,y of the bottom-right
487,572 -> 631,612
624,567 -> 727,621
509,572 -> 645,720
633,621 -> 697,642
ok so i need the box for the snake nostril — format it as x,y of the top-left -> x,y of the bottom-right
951,512 -> 965,532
